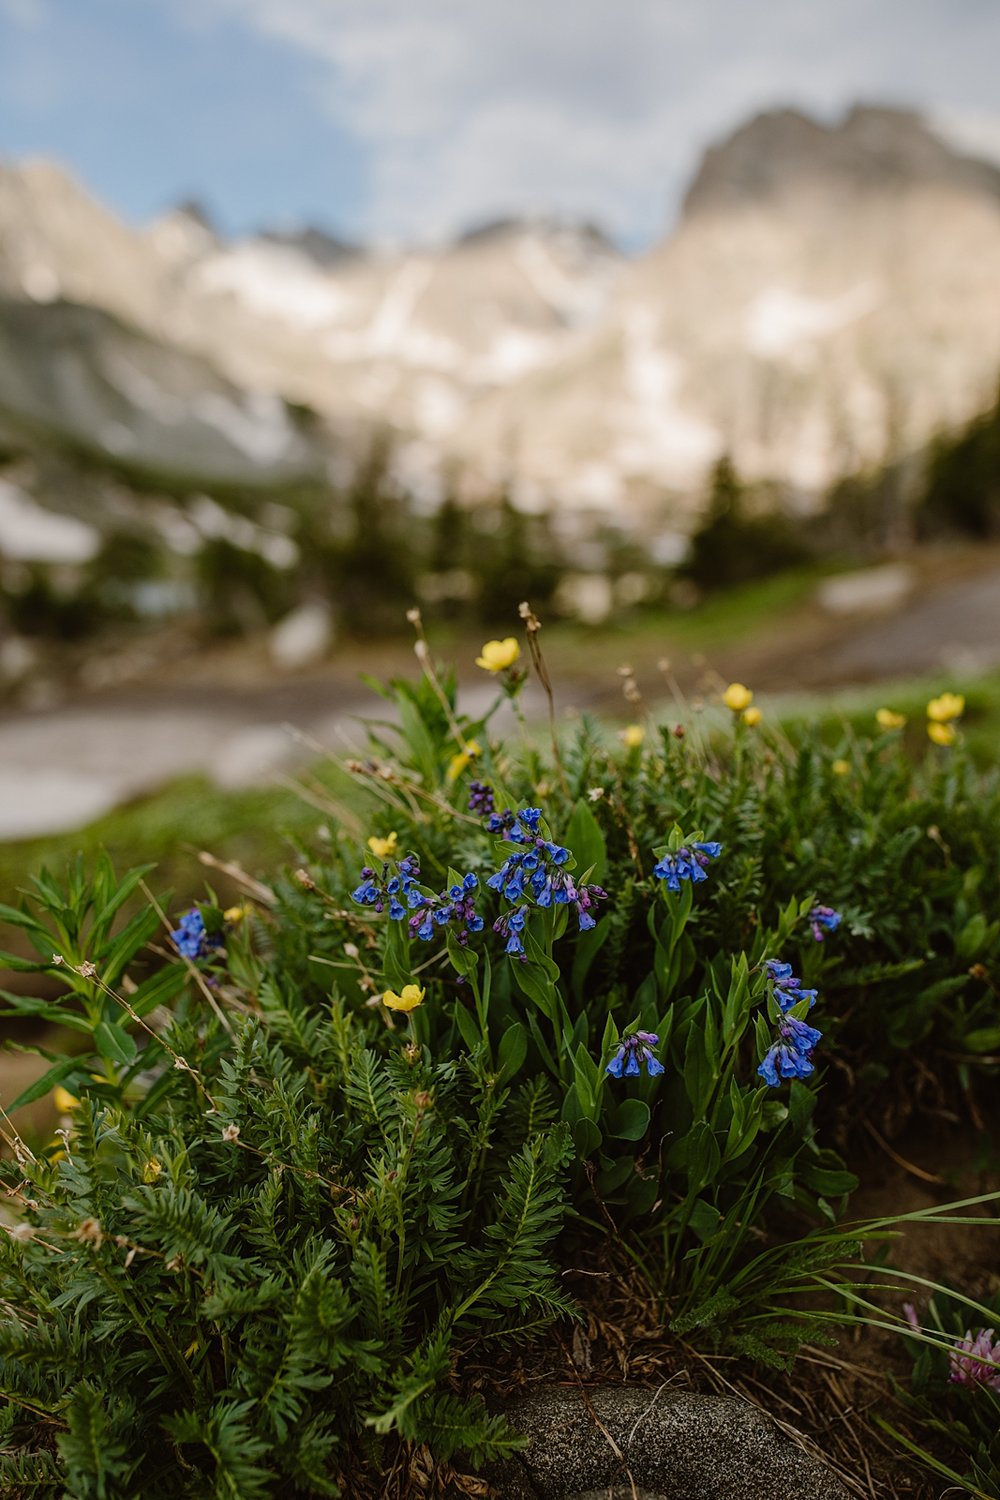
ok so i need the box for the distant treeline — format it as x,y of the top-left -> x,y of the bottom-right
2,387 -> 999,646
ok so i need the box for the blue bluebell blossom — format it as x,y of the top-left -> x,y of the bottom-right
809,904 -> 842,942
408,871 -> 483,945
652,841 -> 722,891
606,1030 -> 664,1079
351,853 -> 422,917
170,909 -> 221,961
757,965 -> 824,1087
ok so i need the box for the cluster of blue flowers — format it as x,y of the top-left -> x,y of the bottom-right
808,904 -> 841,942
352,853 -> 483,943
351,854 -> 422,921
407,872 -> 484,946
170,908 -> 221,961
485,806 -> 608,954
757,959 -> 823,1087
653,841 -> 722,891
606,1030 -> 664,1078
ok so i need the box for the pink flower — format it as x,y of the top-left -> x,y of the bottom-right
949,1328 -> 1000,1390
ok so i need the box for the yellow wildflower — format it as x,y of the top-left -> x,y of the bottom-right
742,706 -> 762,727
143,1158 -> 162,1184
367,832 -> 399,860
382,984 -> 426,1013
875,708 -> 906,730
927,721 -> 956,747
446,739 -> 481,782
926,693 -> 964,724
722,682 -> 753,713
832,759 -> 850,776
621,724 -> 645,749
223,903 -> 249,924
476,638 -> 521,673
53,1086 -> 79,1114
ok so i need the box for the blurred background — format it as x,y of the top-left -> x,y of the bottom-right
1,0 -> 999,873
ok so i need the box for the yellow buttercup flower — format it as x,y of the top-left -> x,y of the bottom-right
927,721 -> 956,747
446,739 -> 482,782
382,984 -> 426,1013
223,903 -> 249,924
476,638 -> 521,673
742,706 -> 762,728
926,693 -> 964,724
832,759 -> 850,776
722,682 -> 753,713
53,1086 -> 80,1114
621,724 -> 645,749
876,708 -> 907,730
367,832 -> 399,860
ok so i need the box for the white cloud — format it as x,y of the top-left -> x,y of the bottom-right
168,0 -> 1000,244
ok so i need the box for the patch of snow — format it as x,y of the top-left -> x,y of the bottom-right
514,234 -> 611,326
0,481 -> 100,564
192,243 -> 351,329
929,109 -> 1000,170
21,263 -> 60,303
190,389 -> 296,467
470,329 -> 557,384
616,311 -> 721,483
413,378 -> 465,437
745,284 -> 879,359
369,258 -> 433,352
188,494 -> 299,569
269,600 -> 333,670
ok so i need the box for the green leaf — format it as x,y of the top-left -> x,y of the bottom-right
564,801 -> 607,883
606,1097 -> 651,1142
95,1021 -> 139,1066
454,1002 -> 483,1055
497,1023 -> 527,1082
960,1026 -> 1000,1054
4,1053 -> 82,1112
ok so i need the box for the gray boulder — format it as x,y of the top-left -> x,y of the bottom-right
484,1386 -> 851,1500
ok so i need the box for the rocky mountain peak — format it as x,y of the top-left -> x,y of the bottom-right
681,102 -> 1000,217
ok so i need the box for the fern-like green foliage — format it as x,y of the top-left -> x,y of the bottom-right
0,998 -> 572,1496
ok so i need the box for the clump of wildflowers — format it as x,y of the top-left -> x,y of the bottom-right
808,904 -> 841,942
170,908 -> 221,961
652,842 -> 721,892
606,1031 -> 664,1078
948,1328 -> 1000,1390
758,960 -> 823,1087
408,873 -> 484,945
486,806 -> 607,938
351,853 -> 421,920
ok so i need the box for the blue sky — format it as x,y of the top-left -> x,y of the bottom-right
2,0 -> 999,248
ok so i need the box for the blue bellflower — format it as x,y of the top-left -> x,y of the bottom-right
606,1030 -> 664,1078
170,909 -> 221,961
653,841 -> 721,892
809,904 -> 842,942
